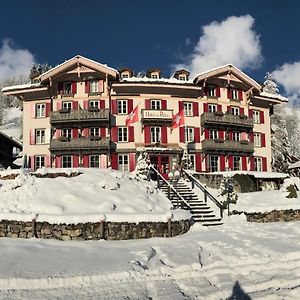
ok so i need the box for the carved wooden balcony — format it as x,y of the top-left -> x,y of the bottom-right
201,112 -> 253,128
141,109 -> 173,125
202,139 -> 254,153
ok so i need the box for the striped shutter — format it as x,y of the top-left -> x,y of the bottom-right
83,155 -> 89,167
98,80 -> 104,93
145,99 -> 151,109
111,99 -> 117,114
72,128 -> 78,139
161,126 -> 167,144
217,104 -> 222,112
228,130 -> 233,140
100,127 -> 106,137
30,129 -> 35,145
204,129 -> 209,139
249,132 -> 254,143
127,99 -> 133,114
228,156 -> 233,170
240,107 -> 244,115
178,101 -> 184,111
100,100 -> 105,109
71,82 -> 77,94
195,153 -> 202,172
194,127 -> 200,143
261,133 -> 266,147
227,89 -> 231,99
260,111 -> 265,124
262,157 -> 267,171
56,101 -> 62,111
129,153 -> 136,172
85,81 -> 90,94
220,155 -> 225,171
193,102 -> 199,116
111,127 -> 118,142
144,126 -> 151,143
45,102 -> 51,117
238,90 -> 243,100
219,130 -> 224,140
161,100 -> 167,110
111,153 -> 118,170
203,103 -> 208,112
73,101 -> 78,110
83,100 -> 89,109
216,86 -> 221,97
179,127 -> 185,143
45,155 -> 51,168
242,156 -> 247,171
73,155 -> 79,168
31,103 -> 36,118
248,109 -> 253,118
128,126 -> 134,142
227,105 -> 231,113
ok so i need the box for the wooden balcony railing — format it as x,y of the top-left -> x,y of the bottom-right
202,139 -> 254,153
201,112 -> 253,128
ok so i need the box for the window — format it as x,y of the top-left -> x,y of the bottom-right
207,85 -> 216,97
179,75 -> 186,81
90,80 -> 99,93
62,155 -> 72,168
151,74 -> 158,79
61,128 -> 72,139
121,73 -> 129,79
210,129 -> 218,140
231,89 -> 239,100
254,133 -> 261,147
232,132 -> 240,141
90,155 -> 100,168
62,101 -> 72,110
35,155 -> 45,170
36,103 -> 45,118
63,82 -> 72,94
233,156 -> 240,171
188,154 -> 195,170
118,154 -> 129,171
184,102 -> 193,116
254,157 -> 262,172
150,127 -> 161,143
118,127 -> 128,142
151,99 -> 161,110
253,110 -> 260,123
89,100 -> 99,108
90,128 -> 100,137
231,106 -> 240,116
117,100 -> 127,114
209,155 -> 219,172
208,104 -> 217,113
35,129 -> 45,144
185,127 -> 194,143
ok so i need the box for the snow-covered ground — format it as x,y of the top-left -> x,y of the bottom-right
0,168 -> 190,223
0,106 -> 22,141
0,216 -> 300,299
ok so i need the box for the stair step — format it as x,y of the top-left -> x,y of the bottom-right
202,222 -> 224,226
193,217 -> 222,222
191,210 -> 214,214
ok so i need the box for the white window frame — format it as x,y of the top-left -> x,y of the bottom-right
209,155 -> 219,172
209,129 -> 219,140
207,85 -> 216,97
62,101 -> 72,110
117,99 -> 127,114
208,104 -> 217,113
62,155 -> 72,168
35,129 -> 45,144
151,74 -> 158,79
151,99 -> 161,110
254,157 -> 262,172
253,110 -> 260,123
118,127 -> 128,142
35,155 -> 45,170
233,156 -> 240,171
63,82 -> 72,94
118,154 -> 129,171
90,155 -> 100,168
121,73 -> 129,79
90,128 -> 100,137
36,103 -> 46,118
150,127 -> 161,143
61,128 -> 72,139
231,89 -> 239,100
231,106 -> 240,116
184,102 -> 193,116
90,80 -> 99,93
178,75 -> 186,81
232,132 -> 240,142
89,100 -> 99,108
185,127 -> 194,143
254,133 -> 261,147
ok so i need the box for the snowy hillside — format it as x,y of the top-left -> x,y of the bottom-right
0,106 -> 22,142
0,168 -> 190,223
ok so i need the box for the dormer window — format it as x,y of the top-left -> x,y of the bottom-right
121,73 -> 129,79
147,69 -> 161,79
178,75 -> 187,81
119,68 -> 133,80
151,74 -> 158,79
174,69 -> 190,81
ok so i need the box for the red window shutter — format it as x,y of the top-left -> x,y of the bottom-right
129,153 -> 136,172
217,104 -> 222,112
111,99 -> 117,114
31,103 -> 36,118
178,101 -> 184,111
56,101 -> 62,111
228,130 -> 233,140
144,126 -> 151,143
204,129 -> 209,139
72,101 -> 78,110
203,103 -> 208,112
30,156 -> 35,170
249,132 -> 254,143
194,127 -> 200,143
45,102 -> 51,117
83,100 -> 89,109
193,102 -> 199,116
240,107 -> 244,115
111,153 -> 118,170
242,156 -> 247,171
111,127 -> 118,142
100,100 -> 105,109
30,129 -> 35,145
161,100 -> 167,109
227,88 -> 232,99
45,155 -> 51,168
248,108 -> 253,118
98,80 -> 104,93
262,157 -> 267,171
228,156 -> 233,170
129,126 -> 134,142
219,130 -> 224,140
73,155 -> 79,168
128,99 -> 133,114
195,153 -> 202,172
71,82 -> 77,94
145,99 -> 151,109
100,127 -> 106,137
260,111 -> 265,124
250,157 -> 255,171
72,128 -> 78,138
204,86 -> 208,96
55,156 -> 61,168
220,155 -> 225,171
83,155 -> 89,167
227,105 -> 231,113
82,128 -> 88,137
261,133 -> 266,147
216,86 -> 221,97
58,83 -> 63,94
238,90 -> 243,100
85,81 -> 90,94
179,127 -> 185,143
161,126 -> 167,144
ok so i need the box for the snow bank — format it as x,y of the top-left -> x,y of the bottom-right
208,170 -> 288,179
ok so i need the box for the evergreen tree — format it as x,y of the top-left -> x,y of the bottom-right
133,150 -> 150,181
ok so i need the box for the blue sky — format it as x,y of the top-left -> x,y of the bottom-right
1,0 -> 300,100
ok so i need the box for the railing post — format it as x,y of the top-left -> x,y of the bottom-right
168,185 -> 170,199
191,179 -> 194,189
204,191 -> 207,203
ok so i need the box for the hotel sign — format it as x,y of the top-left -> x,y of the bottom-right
142,109 -> 173,119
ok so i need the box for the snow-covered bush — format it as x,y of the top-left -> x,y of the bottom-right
133,150 -> 150,181
280,178 -> 298,198
218,178 -> 238,208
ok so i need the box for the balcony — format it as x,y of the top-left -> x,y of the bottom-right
50,137 -> 110,153
141,109 -> 173,125
50,109 -> 109,126
202,139 -> 254,153
201,112 -> 253,128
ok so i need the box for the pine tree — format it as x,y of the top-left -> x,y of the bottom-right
218,178 -> 238,208
133,150 -> 150,181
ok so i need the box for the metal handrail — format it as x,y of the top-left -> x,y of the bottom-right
149,165 -> 190,209
181,169 -> 223,218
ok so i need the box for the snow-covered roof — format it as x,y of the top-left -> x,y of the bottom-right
207,171 -> 288,179
288,161 -> 300,169
120,76 -> 194,85
259,91 -> 288,102
0,130 -> 22,148
1,82 -> 42,92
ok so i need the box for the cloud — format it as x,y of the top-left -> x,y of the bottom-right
172,15 -> 262,77
0,39 -> 35,82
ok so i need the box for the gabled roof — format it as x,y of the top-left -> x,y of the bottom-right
193,64 -> 262,91
39,55 -> 118,82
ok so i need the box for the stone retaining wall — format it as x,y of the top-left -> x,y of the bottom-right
0,219 -> 191,240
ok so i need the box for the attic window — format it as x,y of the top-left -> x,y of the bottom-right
121,73 -> 129,79
178,75 -> 186,81
151,74 -> 158,79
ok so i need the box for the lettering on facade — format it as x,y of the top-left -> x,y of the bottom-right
143,110 -> 172,119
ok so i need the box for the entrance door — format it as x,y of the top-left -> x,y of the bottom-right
149,154 -> 170,180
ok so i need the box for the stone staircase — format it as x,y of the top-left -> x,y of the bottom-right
159,179 -> 223,226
